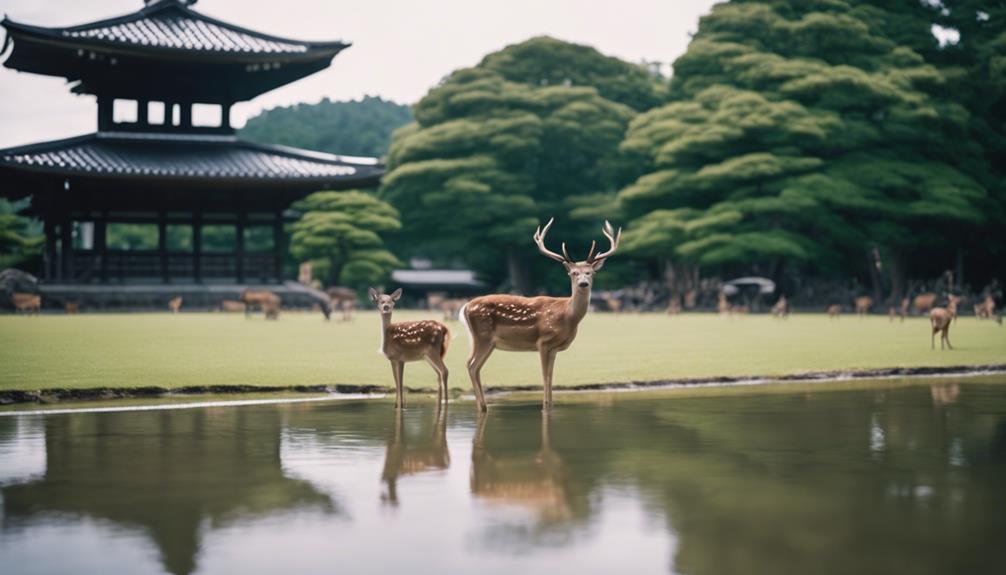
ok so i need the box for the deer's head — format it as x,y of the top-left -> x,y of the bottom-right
533,218 -> 621,292
368,287 -> 402,314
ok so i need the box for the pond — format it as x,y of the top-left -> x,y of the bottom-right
2,378 -> 1005,575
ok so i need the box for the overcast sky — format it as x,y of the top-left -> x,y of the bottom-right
0,0 -> 716,148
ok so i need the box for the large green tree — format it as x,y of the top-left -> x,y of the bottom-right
381,37 -> 658,293
240,96 -> 412,158
0,199 -> 42,270
289,191 -> 402,287
617,0 -> 988,302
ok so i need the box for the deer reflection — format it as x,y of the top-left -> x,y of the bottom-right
930,383 -> 960,406
381,403 -> 451,506
470,410 -> 571,520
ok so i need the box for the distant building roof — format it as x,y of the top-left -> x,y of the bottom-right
1,0 -> 347,58
0,133 -> 383,183
391,270 -> 485,289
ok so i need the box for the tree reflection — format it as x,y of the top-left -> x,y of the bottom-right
1,407 -> 335,575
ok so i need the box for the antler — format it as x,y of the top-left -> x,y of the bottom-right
533,217 -> 570,264
587,220 -> 621,265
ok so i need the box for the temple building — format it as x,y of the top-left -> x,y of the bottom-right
0,0 -> 382,306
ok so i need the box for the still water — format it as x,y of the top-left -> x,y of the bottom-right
2,379 -> 1005,575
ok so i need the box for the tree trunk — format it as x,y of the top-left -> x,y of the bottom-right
329,258 -> 344,288
886,248 -> 905,305
506,247 -> 531,295
662,257 -> 676,297
954,247 -> 964,292
866,246 -> 884,303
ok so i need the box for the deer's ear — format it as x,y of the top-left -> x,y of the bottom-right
591,259 -> 606,271
367,287 -> 379,302
390,288 -> 403,301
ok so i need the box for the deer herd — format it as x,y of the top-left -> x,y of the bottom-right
5,217 -> 1001,411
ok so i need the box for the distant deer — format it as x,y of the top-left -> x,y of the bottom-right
240,289 -> 280,318
771,295 -> 788,318
459,218 -> 620,411
974,295 -> 1000,324
665,295 -> 681,315
930,306 -> 955,350
168,296 -> 182,313
897,297 -> 909,322
854,296 -> 872,317
327,286 -> 357,322
219,299 -> 246,312
913,292 -> 937,315
262,300 -> 281,320
10,292 -> 41,315
370,288 -> 451,409
683,289 -> 697,309
717,293 -> 731,316
827,304 -> 842,319
64,301 -> 79,315
600,291 -> 622,314
440,298 -> 468,322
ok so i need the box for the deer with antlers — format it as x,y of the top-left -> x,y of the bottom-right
459,218 -> 621,412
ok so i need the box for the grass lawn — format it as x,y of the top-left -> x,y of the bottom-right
1,311 -> 1004,392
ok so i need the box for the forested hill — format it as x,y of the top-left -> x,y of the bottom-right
239,96 -> 412,158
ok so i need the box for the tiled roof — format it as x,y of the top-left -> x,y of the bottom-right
0,133 -> 383,183
2,0 -> 346,57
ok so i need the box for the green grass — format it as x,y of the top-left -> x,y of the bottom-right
1,311 -> 1004,391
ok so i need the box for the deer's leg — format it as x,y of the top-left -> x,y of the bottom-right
539,348 -> 557,411
932,327 -> 937,350
427,349 -> 449,403
467,342 -> 494,412
944,328 -> 953,350
391,360 -> 405,409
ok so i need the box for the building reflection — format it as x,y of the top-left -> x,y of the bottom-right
1,407 -> 335,575
470,410 -> 571,521
381,404 -> 451,506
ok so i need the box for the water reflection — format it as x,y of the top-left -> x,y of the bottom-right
381,404 -> 451,506
1,382 -> 1005,575
471,411 -> 571,520
1,408 -> 334,575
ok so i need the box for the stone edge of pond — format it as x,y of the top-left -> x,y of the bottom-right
3,364 -> 1006,406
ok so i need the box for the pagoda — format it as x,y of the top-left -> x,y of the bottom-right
0,0 -> 382,305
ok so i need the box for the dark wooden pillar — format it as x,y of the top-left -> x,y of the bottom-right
97,97 -> 113,131
43,219 -> 57,281
158,212 -> 169,283
180,103 -> 192,128
95,216 -> 108,283
235,212 -> 246,283
193,211 -> 203,283
138,100 -> 149,126
59,216 -> 72,282
273,210 -> 285,282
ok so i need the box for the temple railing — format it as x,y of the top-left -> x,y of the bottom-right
68,249 -> 278,283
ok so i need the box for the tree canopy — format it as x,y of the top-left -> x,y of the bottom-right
289,191 -> 402,288
381,37 -> 659,292
616,0 -> 993,300
240,96 -> 412,158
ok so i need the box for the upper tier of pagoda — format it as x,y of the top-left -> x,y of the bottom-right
0,0 -> 350,103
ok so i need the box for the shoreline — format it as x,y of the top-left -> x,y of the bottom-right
3,363 -> 1005,406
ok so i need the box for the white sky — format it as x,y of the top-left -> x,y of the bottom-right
0,0 -> 716,148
